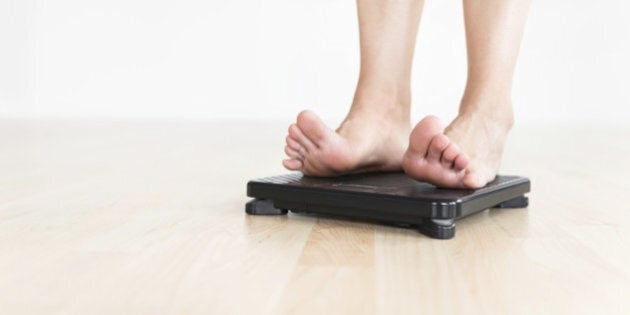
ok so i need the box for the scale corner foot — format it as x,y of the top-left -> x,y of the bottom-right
245,199 -> 288,215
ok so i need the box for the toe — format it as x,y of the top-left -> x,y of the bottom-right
283,158 -> 303,171
427,134 -> 450,162
286,135 -> 302,151
297,110 -> 329,144
463,172 -> 485,189
289,123 -> 316,152
407,115 -> 444,156
441,143 -> 460,163
453,154 -> 469,171
284,146 -> 302,159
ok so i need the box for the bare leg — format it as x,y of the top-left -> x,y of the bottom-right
403,0 -> 531,188
283,0 -> 424,176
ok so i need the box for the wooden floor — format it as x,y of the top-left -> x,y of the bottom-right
0,119 -> 628,314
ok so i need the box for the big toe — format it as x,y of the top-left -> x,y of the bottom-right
296,110 -> 330,144
408,115 -> 445,155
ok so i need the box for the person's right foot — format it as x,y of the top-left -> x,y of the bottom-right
282,104 -> 410,176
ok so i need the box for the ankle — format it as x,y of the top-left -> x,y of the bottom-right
350,87 -> 411,123
349,100 -> 410,123
458,98 -> 514,130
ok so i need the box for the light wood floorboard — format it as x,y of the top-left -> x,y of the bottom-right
0,120 -> 628,314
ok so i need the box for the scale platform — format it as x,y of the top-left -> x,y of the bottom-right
245,172 -> 530,239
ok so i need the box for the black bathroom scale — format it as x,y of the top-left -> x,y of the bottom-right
245,172 -> 530,239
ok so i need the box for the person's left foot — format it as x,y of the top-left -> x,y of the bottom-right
403,103 -> 514,188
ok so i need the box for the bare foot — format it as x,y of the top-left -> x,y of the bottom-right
282,105 -> 410,176
403,104 -> 513,188
402,116 -> 470,188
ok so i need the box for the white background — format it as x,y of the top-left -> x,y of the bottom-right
1,0 -> 629,125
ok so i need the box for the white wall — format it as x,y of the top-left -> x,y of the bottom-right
1,0 -> 629,124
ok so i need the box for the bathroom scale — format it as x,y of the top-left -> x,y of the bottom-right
245,172 -> 530,239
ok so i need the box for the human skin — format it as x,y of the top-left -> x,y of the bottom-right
283,0 -> 531,189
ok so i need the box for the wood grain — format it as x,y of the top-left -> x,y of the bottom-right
0,120 -> 628,314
